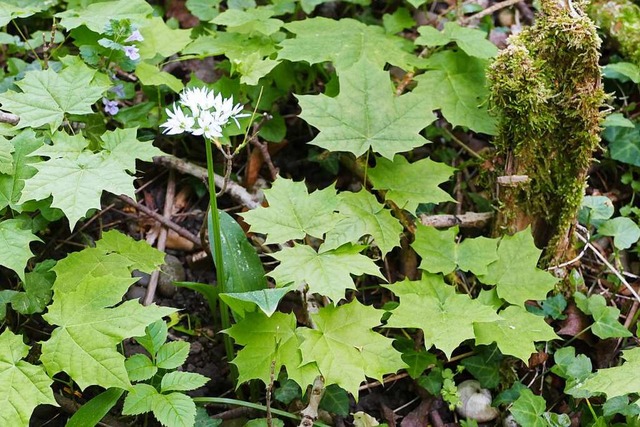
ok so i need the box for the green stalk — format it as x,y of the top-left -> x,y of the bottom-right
192,397 -> 330,426
204,138 -> 234,368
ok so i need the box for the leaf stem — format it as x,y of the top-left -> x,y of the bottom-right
205,138 -> 235,368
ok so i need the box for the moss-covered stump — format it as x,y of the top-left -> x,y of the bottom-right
488,0 -> 606,265
588,0 -> 640,65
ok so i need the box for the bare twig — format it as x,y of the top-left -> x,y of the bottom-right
118,195 -> 201,248
419,212 -> 494,228
298,376 -> 325,427
153,155 -> 261,210
575,224 -> 640,304
143,170 -> 175,306
461,0 -> 524,24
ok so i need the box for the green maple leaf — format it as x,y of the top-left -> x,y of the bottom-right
278,17 -> 416,72
269,244 -> 384,302
385,273 -> 500,358
574,293 -> 632,339
0,329 -> 57,426
0,219 -> 41,281
578,347 -> 640,399
0,136 -> 13,174
0,60 -> 110,131
412,50 -> 496,135
415,22 -> 498,59
478,228 -> 558,306
0,130 -> 42,212
241,177 -> 338,244
0,0 -> 48,27
474,306 -> 559,362
138,17 -> 192,60
411,225 -> 499,275
225,311 -> 319,388
40,231 -> 173,390
368,155 -> 455,213
297,58 -> 435,159
212,7 -> 284,36
297,300 -> 406,397
323,189 -> 403,256
56,0 -> 154,33
19,130 -> 162,230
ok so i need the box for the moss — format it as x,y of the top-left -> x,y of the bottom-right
588,0 -> 640,65
488,0 -> 606,265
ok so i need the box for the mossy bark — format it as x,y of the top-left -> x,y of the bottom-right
487,0 -> 606,266
588,0 -> 640,65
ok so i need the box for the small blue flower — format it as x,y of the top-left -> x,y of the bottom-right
109,84 -> 125,99
102,98 -> 119,115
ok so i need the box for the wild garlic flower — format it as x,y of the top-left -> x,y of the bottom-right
161,87 -> 250,139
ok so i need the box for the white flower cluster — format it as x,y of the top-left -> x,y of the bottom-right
160,87 -> 250,139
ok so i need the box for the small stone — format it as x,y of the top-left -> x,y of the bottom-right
157,254 -> 186,298
132,270 -> 150,287
190,341 -> 203,355
126,285 -> 146,301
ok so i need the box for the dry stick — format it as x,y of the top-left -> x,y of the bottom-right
153,154 -> 260,210
143,170 -> 176,306
298,376 -> 325,427
0,111 -> 19,125
419,212 -> 493,228
118,195 -> 201,248
460,0 -> 524,24
574,224 -> 640,304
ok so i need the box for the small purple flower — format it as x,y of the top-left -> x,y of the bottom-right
123,45 -> 140,61
109,84 -> 125,98
103,98 -> 119,115
125,30 -> 144,43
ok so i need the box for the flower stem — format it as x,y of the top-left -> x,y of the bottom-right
204,138 -> 235,369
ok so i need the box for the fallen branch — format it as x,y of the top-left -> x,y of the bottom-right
153,154 -> 261,210
419,212 -> 493,228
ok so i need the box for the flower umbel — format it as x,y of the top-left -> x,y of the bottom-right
161,87 -> 250,139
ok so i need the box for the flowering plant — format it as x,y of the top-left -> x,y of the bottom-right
160,87 -> 250,140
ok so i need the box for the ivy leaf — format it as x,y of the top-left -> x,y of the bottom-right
297,300 -> 406,397
323,189 -> 403,256
0,130 -> 42,212
138,17 -> 192,60
602,124 -> 640,167
478,228 -> 558,306
415,22 -> 498,59
0,61 -> 110,131
510,389 -> 548,427
413,50 -> 496,135
269,244 -> 383,303
0,219 -> 41,281
40,232 -> 174,390
0,329 -> 57,426
411,225 -> 499,275
385,274 -> 501,358
241,177 -> 338,244
225,311 -> 319,388
578,348 -> 640,398
550,347 -> 592,398
19,130 -> 161,229
474,306 -> 559,362
9,260 -> 55,315
56,0 -> 154,33
278,17 -> 416,72
574,293 -> 632,339
368,155 -> 455,214
598,217 -> 640,250
297,57 -> 435,159
460,345 -> 502,388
